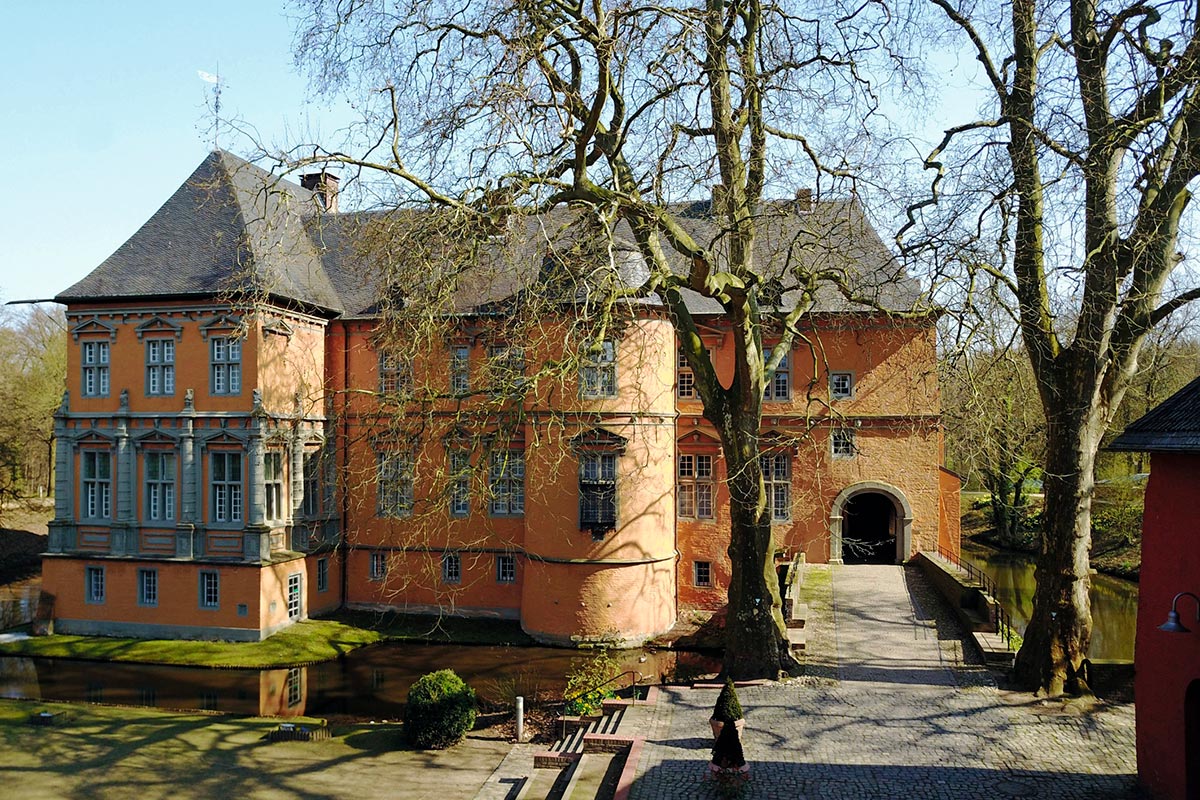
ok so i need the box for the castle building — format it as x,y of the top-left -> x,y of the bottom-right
42,150 -> 960,644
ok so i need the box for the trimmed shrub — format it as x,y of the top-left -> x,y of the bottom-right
404,669 -> 477,749
711,719 -> 747,769
712,678 -> 743,722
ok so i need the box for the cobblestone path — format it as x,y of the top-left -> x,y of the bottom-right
624,564 -> 1138,800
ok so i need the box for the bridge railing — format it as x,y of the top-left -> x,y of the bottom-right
935,545 -> 1017,651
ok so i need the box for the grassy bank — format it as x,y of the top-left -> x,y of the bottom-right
0,612 -> 534,668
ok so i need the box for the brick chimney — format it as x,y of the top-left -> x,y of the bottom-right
301,171 -> 340,213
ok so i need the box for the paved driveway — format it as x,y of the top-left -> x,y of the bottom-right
626,564 -> 1138,800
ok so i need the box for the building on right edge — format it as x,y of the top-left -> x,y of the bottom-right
1110,374 -> 1200,800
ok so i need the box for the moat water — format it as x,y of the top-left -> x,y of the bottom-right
959,541 -> 1139,661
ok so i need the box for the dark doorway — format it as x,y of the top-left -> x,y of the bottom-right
1187,679 -> 1200,800
843,492 -> 896,564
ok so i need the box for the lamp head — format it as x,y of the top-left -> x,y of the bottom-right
1158,609 -> 1191,634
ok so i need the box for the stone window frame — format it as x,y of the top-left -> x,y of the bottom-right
81,450 -> 113,520
831,428 -> 857,459
210,450 -> 244,524
760,452 -> 791,522
763,344 -> 790,402
450,344 -> 471,394
378,349 -> 413,395
138,568 -> 158,607
579,451 -> 618,538
144,450 -> 176,523
448,450 -> 471,517
488,449 -> 525,517
264,450 -> 285,522
145,338 -> 176,397
676,347 -> 714,399
301,449 -> 322,518
677,453 -> 715,519
377,451 -> 415,518
693,560 -> 713,588
81,339 -> 111,398
580,340 -> 617,398
198,570 -> 220,610
830,370 -> 855,400
209,336 -> 242,396
85,565 -> 106,604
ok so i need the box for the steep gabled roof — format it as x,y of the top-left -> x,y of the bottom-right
58,150 -> 926,321
1109,374 -> 1200,453
57,151 -> 343,313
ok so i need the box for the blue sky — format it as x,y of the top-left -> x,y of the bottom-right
0,2 -> 985,306
0,2 -> 351,304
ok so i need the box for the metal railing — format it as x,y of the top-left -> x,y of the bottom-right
936,545 -> 1017,650
558,669 -> 644,740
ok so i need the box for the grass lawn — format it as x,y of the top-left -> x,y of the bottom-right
0,698 -> 511,800
0,612 -> 535,668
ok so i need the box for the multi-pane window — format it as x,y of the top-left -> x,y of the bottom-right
199,571 -> 219,608
449,450 -> 470,517
287,667 -> 303,707
694,560 -> 713,588
145,339 -> 175,396
496,554 -> 516,584
579,452 -> 617,535
580,340 -> 617,398
316,557 -> 329,592
377,452 -> 414,517
450,345 -> 470,394
832,429 -> 856,458
81,341 -> 110,397
830,371 -> 854,399
264,452 -> 284,522
370,551 -> 388,580
211,452 -> 243,523
442,552 -> 462,584
287,573 -> 302,620
676,348 -> 713,399
487,344 -> 526,388
138,569 -> 158,606
85,566 -> 105,604
302,450 -> 321,517
379,351 -> 412,394
764,347 -> 790,401
677,454 -> 714,519
488,450 -> 525,516
210,336 -> 242,395
82,451 -> 112,519
144,452 -> 176,522
760,453 -> 791,522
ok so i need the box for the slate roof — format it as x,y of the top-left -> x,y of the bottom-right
59,150 -> 926,320
1109,375 -> 1200,453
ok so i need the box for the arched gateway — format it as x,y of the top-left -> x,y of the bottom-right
828,481 -> 914,565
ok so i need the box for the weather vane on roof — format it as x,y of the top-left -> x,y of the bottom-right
198,67 -> 222,149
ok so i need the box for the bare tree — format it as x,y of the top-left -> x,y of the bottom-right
273,0 -> 923,678
909,0 -> 1200,693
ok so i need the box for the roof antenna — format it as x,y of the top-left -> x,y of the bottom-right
198,66 -> 222,150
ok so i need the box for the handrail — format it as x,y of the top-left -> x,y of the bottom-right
935,545 -> 1017,651
558,669 -> 644,740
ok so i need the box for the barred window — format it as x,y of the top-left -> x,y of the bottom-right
210,337 -> 242,395
677,454 -> 714,519
82,451 -> 112,519
81,341 -> 110,397
496,554 -> 516,584
211,452 -> 243,523
377,452 -> 414,517
760,453 -> 791,522
199,571 -> 219,608
146,339 -> 175,396
144,451 -> 176,522
442,552 -> 461,584
581,340 -> 617,398
579,452 -> 617,536
489,450 -> 525,516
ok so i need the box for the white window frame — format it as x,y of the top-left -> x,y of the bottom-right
287,573 -> 302,620
442,551 -> 462,584
85,565 -> 105,604
449,450 -> 470,517
264,451 -> 285,522
210,452 -> 243,523
81,340 -> 110,398
488,449 -> 525,516
145,338 -> 176,396
496,554 -> 516,584
138,568 -> 158,607
832,428 -> 857,458
144,451 -> 176,522
760,453 -> 791,522
378,350 -> 412,394
199,570 -> 220,609
676,347 -> 713,399
830,371 -> 854,400
763,346 -> 790,402
82,451 -> 112,520
210,336 -> 242,396
580,340 -> 617,398
677,454 -> 715,519
450,344 -> 470,394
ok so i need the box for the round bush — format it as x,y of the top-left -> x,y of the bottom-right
404,669 -> 477,749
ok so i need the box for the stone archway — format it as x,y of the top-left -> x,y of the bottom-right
828,481 -> 914,565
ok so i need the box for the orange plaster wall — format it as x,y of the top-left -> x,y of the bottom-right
256,312 -> 327,416
938,467 -> 962,558
306,552 -> 342,616
345,548 -> 522,614
43,557 -> 264,633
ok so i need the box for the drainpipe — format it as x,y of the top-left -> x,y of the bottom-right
339,322 -> 350,610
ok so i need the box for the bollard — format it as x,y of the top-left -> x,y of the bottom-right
516,696 -> 525,742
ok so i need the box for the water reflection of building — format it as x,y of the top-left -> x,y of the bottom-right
1110,375 -> 1200,800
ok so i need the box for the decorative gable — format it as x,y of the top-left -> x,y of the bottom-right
199,314 -> 243,341
261,318 -> 295,338
70,317 -> 117,342
570,427 -> 628,454
135,315 -> 183,340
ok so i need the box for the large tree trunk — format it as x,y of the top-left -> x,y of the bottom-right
1012,406 -> 1102,694
716,408 -> 791,679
